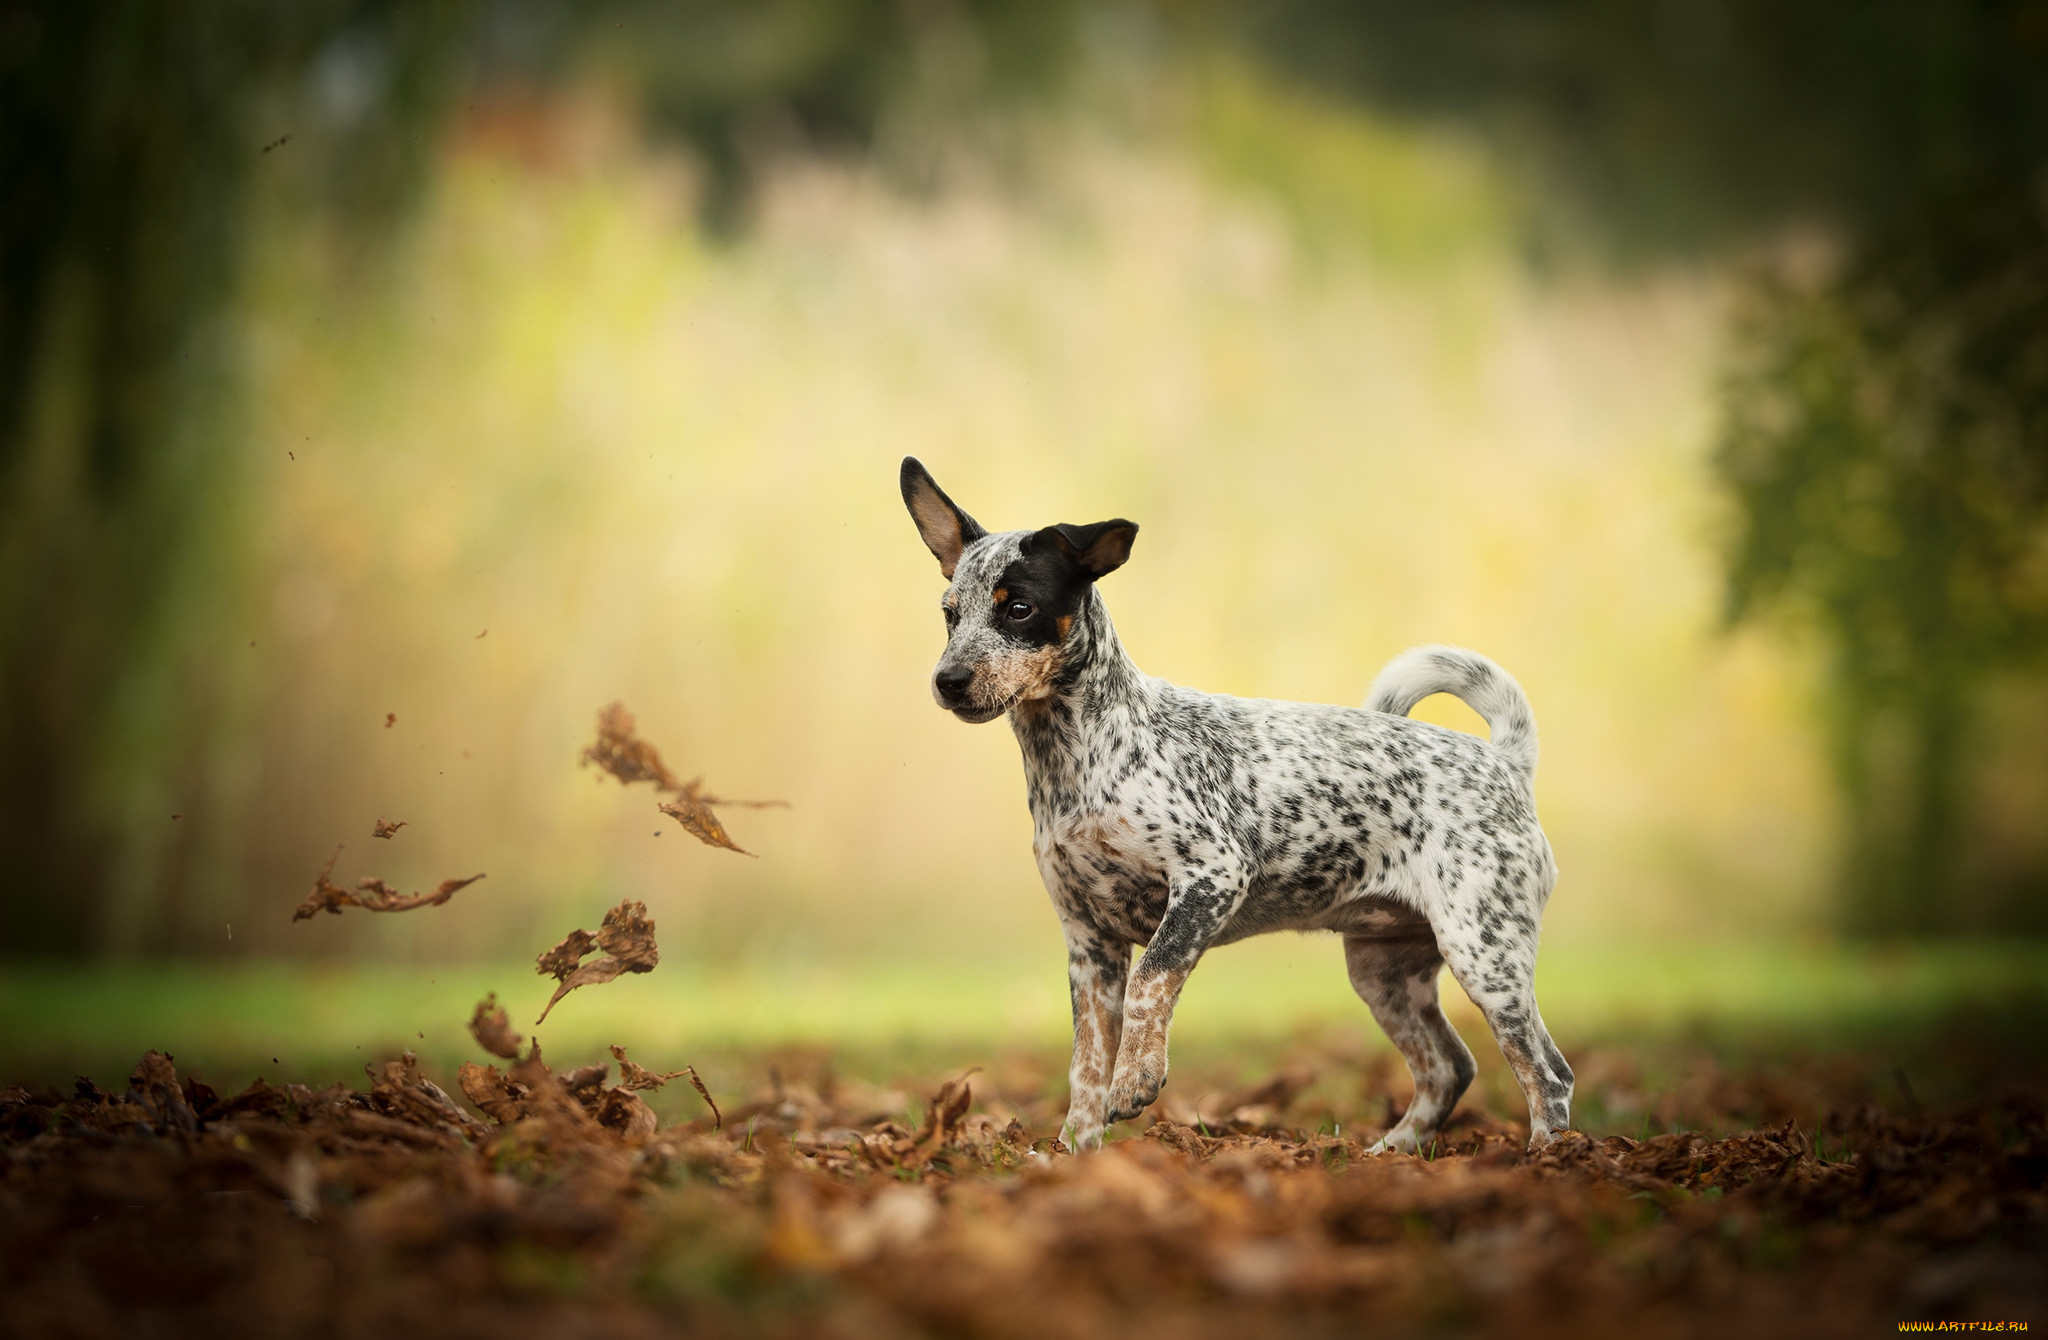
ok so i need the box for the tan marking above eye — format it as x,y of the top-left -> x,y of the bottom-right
992,588 -> 1009,604
1056,614 -> 1073,639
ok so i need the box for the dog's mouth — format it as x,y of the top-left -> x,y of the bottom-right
935,684 -> 1011,724
933,677 -> 1015,724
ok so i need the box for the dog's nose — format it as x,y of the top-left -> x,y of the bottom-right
934,666 -> 973,700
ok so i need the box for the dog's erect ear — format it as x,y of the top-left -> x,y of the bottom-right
1028,519 -> 1139,581
900,457 -> 987,578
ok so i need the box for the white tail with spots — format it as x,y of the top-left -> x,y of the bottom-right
1365,645 -> 1539,787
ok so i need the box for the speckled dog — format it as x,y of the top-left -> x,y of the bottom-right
900,458 -> 1573,1154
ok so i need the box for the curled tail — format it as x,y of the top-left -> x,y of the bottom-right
1366,645 -> 1538,787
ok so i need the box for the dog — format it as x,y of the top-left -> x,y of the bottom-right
899,458 -> 1572,1154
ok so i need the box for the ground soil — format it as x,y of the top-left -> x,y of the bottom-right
2,1036 -> 2042,1339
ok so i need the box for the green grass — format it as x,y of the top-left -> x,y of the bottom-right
5,938 -> 2044,1107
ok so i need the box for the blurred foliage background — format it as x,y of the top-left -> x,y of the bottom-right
2,0 -> 2045,983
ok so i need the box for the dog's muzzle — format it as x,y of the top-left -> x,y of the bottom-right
932,664 -> 1003,722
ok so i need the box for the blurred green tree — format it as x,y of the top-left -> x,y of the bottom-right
0,0 -> 468,955
1720,203 -> 2048,933
1236,0 -> 2048,933
0,0 -> 1074,955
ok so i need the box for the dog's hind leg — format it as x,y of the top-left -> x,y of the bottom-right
1344,933 -> 1478,1153
1435,916 -> 1573,1149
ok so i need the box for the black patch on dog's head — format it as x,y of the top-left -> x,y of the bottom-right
1031,520 -> 1138,580
991,519 -> 1140,646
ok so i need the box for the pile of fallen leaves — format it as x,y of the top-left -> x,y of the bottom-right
2,1040 -> 2041,1339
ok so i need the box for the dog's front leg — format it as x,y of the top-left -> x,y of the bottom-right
1059,922 -> 1130,1151
1106,871 -> 1246,1125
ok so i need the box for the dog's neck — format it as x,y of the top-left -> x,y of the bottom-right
1009,586 -> 1149,817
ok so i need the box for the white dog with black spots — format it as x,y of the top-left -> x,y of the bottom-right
902,458 -> 1574,1154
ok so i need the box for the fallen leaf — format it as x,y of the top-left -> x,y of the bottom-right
384,712 -> 396,729
455,1060 -> 528,1124
365,1051 -> 483,1139
608,1045 -> 722,1127
534,900 -> 659,1024
468,994 -> 522,1060
605,1044 -> 678,1091
596,1088 -> 658,1140
685,1069 -> 723,1129
372,818 -> 408,839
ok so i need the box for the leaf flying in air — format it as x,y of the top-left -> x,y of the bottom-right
534,900 -> 660,1024
468,993 -> 523,1060
291,849 -> 483,922
580,701 -> 681,791
580,701 -> 785,855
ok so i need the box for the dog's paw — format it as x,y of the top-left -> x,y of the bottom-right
1059,1123 -> 1102,1153
1367,1123 -> 1428,1156
1105,1066 -> 1163,1123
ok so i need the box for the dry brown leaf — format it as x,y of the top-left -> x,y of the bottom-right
468,993 -> 522,1060
595,1088 -> 658,1141
534,927 -> 598,979
685,1069 -> 723,1130
908,1069 -> 977,1161
504,1040 -> 598,1134
561,1063 -> 611,1105
372,818 -> 408,839
659,781 -> 754,855
128,1051 -> 198,1134
581,701 -> 784,855
365,1051 -> 483,1137
291,849 -> 483,921
580,701 -> 681,790
456,1061 -> 528,1124
607,1044 -> 722,1125
533,900 -> 660,1024
608,1043 -> 685,1092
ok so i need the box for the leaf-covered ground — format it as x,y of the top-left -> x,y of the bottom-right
4,1029 -> 2043,1339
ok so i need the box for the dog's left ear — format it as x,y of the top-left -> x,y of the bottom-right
901,457 -> 987,578
1029,519 -> 1139,580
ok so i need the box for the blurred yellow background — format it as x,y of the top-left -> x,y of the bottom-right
115,64 -> 1834,971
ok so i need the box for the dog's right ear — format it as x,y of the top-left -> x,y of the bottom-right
900,457 -> 987,579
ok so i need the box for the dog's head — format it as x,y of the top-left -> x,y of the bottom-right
900,457 -> 1137,723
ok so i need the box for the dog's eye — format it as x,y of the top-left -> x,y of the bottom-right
1004,601 -> 1034,621
942,605 -> 959,627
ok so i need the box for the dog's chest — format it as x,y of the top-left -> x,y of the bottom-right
1030,796 -> 1173,940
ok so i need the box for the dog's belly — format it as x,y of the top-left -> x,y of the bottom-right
1209,881 -> 1433,945
1286,892 -> 1432,939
